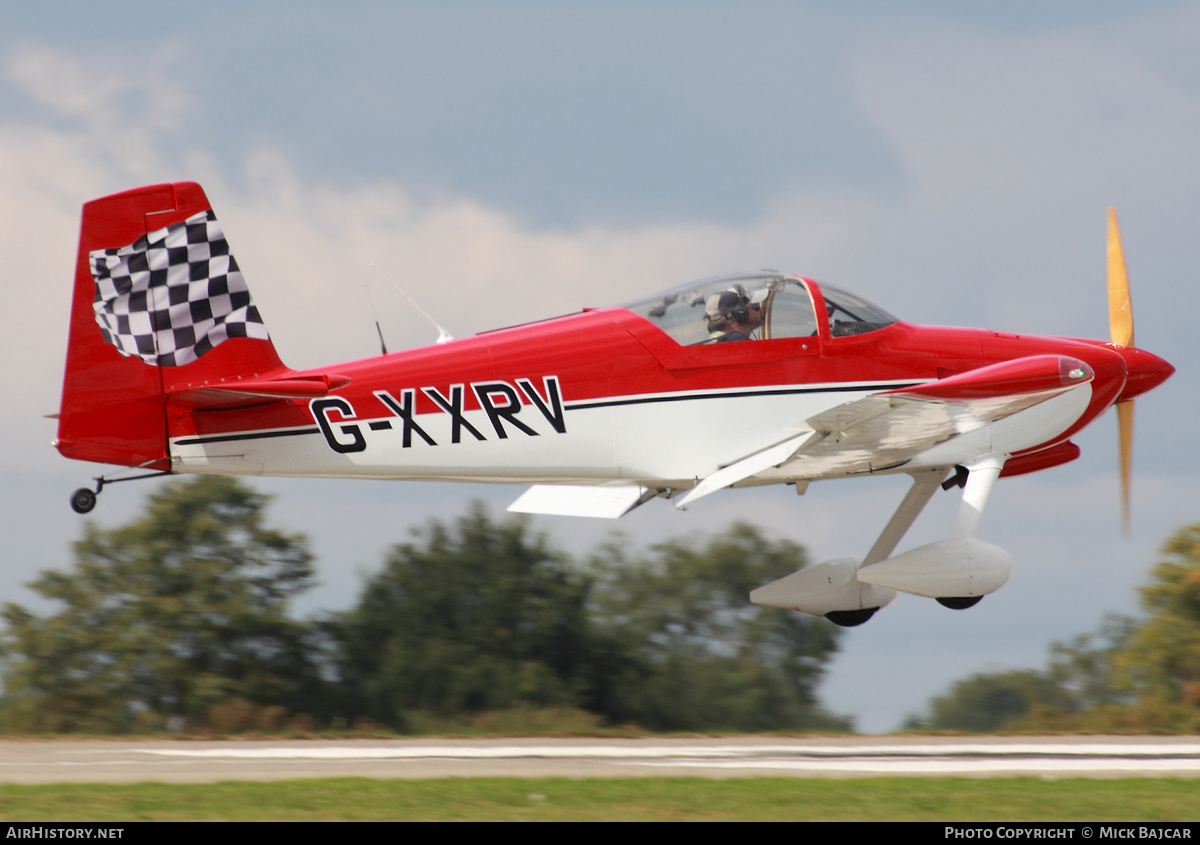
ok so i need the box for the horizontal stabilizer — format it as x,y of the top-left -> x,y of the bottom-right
171,373 -> 352,404
508,484 -> 649,519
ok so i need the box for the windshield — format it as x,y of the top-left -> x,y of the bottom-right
820,283 -> 898,337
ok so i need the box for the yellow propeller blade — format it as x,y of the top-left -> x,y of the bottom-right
1107,208 -> 1135,535
1116,399 -> 1133,537
1107,207 -> 1134,348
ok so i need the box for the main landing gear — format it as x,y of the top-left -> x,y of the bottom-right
750,458 -> 1013,627
824,593 -> 983,626
825,608 -> 879,628
69,469 -> 172,514
852,457 -> 1011,619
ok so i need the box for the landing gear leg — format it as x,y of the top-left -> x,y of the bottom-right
952,455 -> 1004,540
855,458 -> 1009,612
860,468 -> 948,568
934,453 -> 1006,611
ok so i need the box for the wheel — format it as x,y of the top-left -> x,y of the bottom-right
825,607 -> 879,627
936,596 -> 983,610
70,488 -> 97,514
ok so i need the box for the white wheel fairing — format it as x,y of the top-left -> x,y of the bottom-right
856,539 -> 1014,599
750,559 -> 897,616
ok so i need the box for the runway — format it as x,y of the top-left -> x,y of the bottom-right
1,737 -> 1199,783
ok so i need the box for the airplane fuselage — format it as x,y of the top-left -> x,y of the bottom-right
166,305 -> 1166,489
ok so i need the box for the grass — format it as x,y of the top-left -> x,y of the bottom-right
0,777 -> 1196,821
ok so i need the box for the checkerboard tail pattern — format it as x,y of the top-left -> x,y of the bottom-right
89,210 -> 270,367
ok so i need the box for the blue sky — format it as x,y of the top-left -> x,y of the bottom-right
2,2 -> 1198,731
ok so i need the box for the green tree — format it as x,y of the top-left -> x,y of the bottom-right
1046,614 -> 1136,711
586,523 -> 848,732
910,522 -> 1200,734
909,669 -> 1075,732
335,507 -> 848,733
335,504 -> 594,728
0,477 -> 317,733
1110,523 -> 1200,728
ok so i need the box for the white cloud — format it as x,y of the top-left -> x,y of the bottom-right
846,13 -> 1200,338
185,154 -> 878,371
5,42 -> 187,133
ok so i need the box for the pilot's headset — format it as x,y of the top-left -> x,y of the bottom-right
718,285 -> 752,323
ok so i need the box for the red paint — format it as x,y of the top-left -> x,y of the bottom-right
1001,441 -> 1081,478
886,355 -> 1092,401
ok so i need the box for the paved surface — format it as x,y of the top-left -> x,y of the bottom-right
1,737 -> 1199,783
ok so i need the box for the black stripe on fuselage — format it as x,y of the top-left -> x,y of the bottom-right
562,382 -> 922,411
173,426 -> 321,446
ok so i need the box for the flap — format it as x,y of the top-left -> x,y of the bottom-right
508,484 -> 650,519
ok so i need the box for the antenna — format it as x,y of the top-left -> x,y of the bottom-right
370,265 -> 455,344
363,284 -> 388,355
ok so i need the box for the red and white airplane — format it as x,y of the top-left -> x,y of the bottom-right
55,182 -> 1174,626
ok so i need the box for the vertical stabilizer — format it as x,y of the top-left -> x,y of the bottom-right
57,182 -> 284,468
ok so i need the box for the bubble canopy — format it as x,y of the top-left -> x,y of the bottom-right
622,273 -> 898,346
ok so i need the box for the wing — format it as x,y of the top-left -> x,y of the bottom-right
676,354 -> 1094,507
507,354 -> 1094,516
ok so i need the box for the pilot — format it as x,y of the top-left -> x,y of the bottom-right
705,288 -> 764,342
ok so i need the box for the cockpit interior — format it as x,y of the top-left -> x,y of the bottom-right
623,274 -> 897,346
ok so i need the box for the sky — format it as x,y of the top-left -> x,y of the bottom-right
1,1 -> 1198,732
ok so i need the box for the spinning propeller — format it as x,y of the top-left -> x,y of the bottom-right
1106,208 -> 1135,535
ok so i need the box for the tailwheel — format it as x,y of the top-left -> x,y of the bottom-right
66,468 -> 172,514
825,607 -> 879,627
70,488 -> 97,514
936,596 -> 983,610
